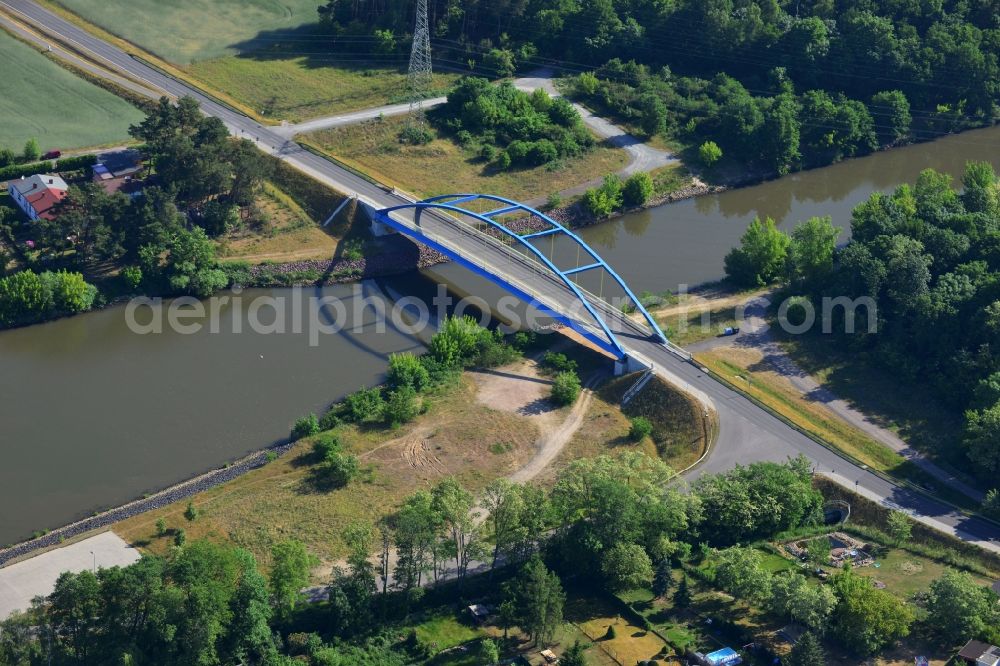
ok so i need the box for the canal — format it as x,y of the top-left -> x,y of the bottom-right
2,125 -> 999,546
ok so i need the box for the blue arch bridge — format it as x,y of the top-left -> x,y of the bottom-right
366,193 -> 670,366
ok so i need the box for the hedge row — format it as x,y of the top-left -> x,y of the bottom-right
55,154 -> 97,171
0,160 -> 55,182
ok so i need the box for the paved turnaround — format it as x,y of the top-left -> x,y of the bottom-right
4,0 -> 999,554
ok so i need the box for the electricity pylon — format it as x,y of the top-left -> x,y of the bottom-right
407,0 -> 433,121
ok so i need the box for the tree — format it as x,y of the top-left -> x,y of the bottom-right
724,217 -> 791,286
478,638 -> 500,665
638,92 -> 667,137
601,542 -> 654,591
163,227 -> 228,297
885,511 -> 912,545
770,573 -> 836,630
622,172 -> 654,207
870,90 -> 911,145
550,370 -> 581,405
513,556 -> 565,645
699,141 -> 722,167
225,549 -> 278,665
22,137 -> 40,162
174,528 -> 186,546
787,216 -> 841,288
561,640 -> 588,666
384,386 -> 419,426
714,546 -> 772,604
483,48 -> 517,77
965,403 -> 1000,476
155,518 -> 167,537
652,558 -> 674,598
431,478 -> 480,581
482,478 -> 525,570
983,488 -> 1000,520
183,501 -> 198,522
786,631 -> 826,666
925,570 -> 1000,646
269,540 -> 316,617
760,93 -> 801,175
673,576 -> 692,609
962,161 -> 1000,217
830,567 -> 913,655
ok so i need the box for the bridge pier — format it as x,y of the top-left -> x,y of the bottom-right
614,354 -> 650,377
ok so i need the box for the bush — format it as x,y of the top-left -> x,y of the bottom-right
699,141 -> 723,167
495,151 -> 512,170
0,160 -> 55,182
551,370 -> 581,405
318,407 -> 341,431
455,130 -> 474,146
629,416 -> 653,441
384,386 -> 419,426
483,48 -> 517,77
479,144 -> 497,161
583,174 -> 624,218
319,452 -> 358,488
54,154 -> 97,171
291,413 -> 320,440
345,387 -> 385,422
399,124 -> 433,145
387,352 -> 431,391
528,139 -> 559,165
121,266 -> 143,291
183,502 -> 198,522
312,433 -> 341,460
622,172 -> 654,207
542,351 -> 577,374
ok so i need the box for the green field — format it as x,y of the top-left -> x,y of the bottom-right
188,55 -> 458,123
0,29 -> 144,151
52,0 -> 324,64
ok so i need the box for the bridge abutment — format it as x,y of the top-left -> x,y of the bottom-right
614,354 -> 650,376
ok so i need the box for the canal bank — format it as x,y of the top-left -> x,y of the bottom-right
4,123 -> 1000,548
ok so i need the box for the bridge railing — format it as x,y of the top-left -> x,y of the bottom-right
383,204 -> 660,344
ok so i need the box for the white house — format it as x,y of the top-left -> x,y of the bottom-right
6,174 -> 69,221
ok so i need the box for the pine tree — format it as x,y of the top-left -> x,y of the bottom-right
561,640 -> 587,666
652,559 -> 674,598
787,631 -> 826,666
673,576 -> 692,609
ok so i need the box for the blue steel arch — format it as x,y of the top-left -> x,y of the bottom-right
374,193 -> 666,359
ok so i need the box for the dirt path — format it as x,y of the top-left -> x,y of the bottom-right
468,357 -> 597,482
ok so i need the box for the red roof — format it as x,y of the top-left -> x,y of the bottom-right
25,187 -> 67,220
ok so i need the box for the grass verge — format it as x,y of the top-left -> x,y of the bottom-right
298,114 -> 630,201
694,346 -> 981,512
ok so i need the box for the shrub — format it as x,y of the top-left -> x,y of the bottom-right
699,140 -> 723,167
455,129 -> 474,146
0,160 -> 55,181
174,529 -> 186,546
629,416 -> 653,441
311,433 -> 341,460
155,518 -> 167,537
121,266 -> 143,291
320,452 -> 358,488
318,408 -> 341,431
483,48 -> 517,77
622,172 -> 654,207
345,386 -> 385,422
479,144 -> 497,161
551,370 -> 581,405
495,151 -> 512,170
399,124 -> 433,145
291,413 -> 320,440
384,386 -> 419,426
583,174 -> 624,217
22,138 -> 40,162
387,352 -> 430,391
54,154 -> 97,171
542,351 -> 577,374
183,502 -> 198,522
528,139 -> 559,165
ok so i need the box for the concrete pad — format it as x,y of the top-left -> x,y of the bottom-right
0,531 -> 140,619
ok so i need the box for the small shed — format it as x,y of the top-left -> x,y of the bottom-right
467,604 -> 490,624
540,648 -> 559,664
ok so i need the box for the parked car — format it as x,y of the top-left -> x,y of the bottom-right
721,327 -> 740,336
42,150 -> 62,160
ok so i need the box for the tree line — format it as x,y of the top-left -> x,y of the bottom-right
724,162 -> 1000,491
317,0 -> 999,170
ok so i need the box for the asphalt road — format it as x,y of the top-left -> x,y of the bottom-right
5,0 -> 999,553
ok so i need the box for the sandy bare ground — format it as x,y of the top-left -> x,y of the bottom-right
468,357 -> 596,483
